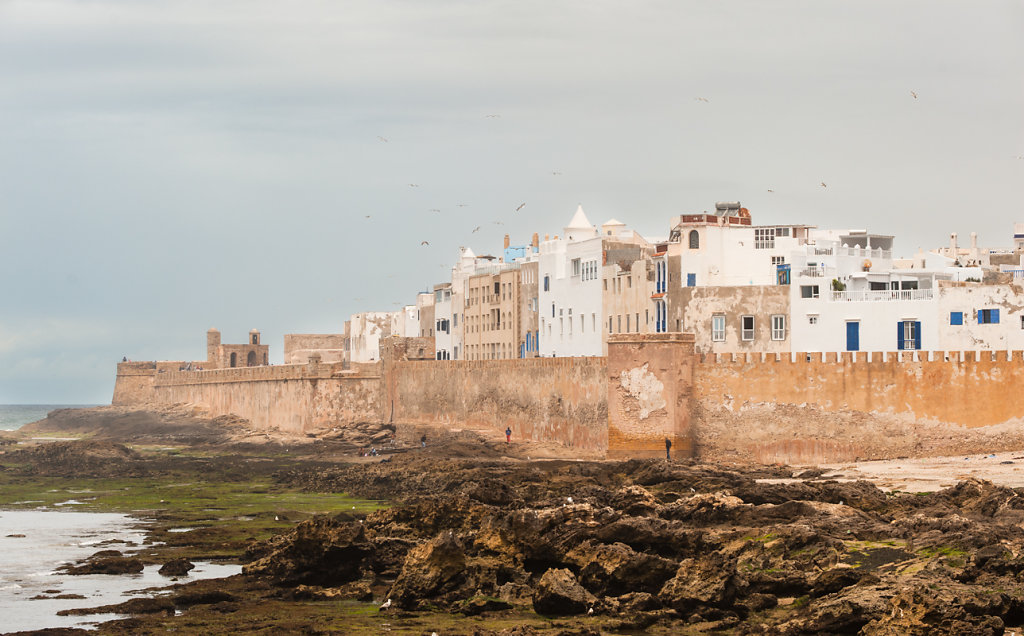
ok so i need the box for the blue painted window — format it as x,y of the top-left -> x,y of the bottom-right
846,321 -> 860,351
686,273 -> 696,287
543,276 -> 549,291
897,320 -> 921,350
950,312 -> 963,326
979,309 -> 1000,324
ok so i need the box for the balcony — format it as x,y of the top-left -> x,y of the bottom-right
830,289 -> 934,302
797,265 -> 834,278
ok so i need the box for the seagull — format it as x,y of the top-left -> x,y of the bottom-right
910,91 -> 917,99
820,182 -> 827,188
587,607 -> 594,616
566,496 -> 573,504
430,209 -> 441,213
274,515 -> 279,521
421,241 -> 430,246
408,183 -> 419,187
365,215 -> 371,218
551,171 -> 562,176
695,97 -> 709,102
380,598 -> 392,610
472,226 -> 481,233
377,136 -> 389,142
493,220 -> 504,225
767,189 -> 774,193
484,114 -> 501,118
457,203 -> 468,207
515,203 -> 526,212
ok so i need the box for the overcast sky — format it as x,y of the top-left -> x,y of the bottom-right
1,0 -> 1022,403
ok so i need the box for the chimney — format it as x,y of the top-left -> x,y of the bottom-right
532,232 -> 539,249
504,234 -> 510,249
950,232 -> 958,255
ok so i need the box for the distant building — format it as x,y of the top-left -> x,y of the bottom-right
206,328 -> 268,368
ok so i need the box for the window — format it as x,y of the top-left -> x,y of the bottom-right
655,260 -> 667,293
898,320 -> 921,350
655,301 -> 667,333
609,316 -> 613,333
543,276 -> 549,291
776,227 -> 790,237
626,315 -> 631,332
1020,315 -> 1024,330
711,315 -> 725,342
771,315 -> 786,340
808,315 -> 818,325
771,256 -> 785,265
688,230 -> 700,249
950,312 -> 963,326
686,273 -> 696,287
741,315 -> 755,341
494,282 -> 500,295
453,313 -> 458,327
979,309 -> 1000,324
754,228 -> 775,249
617,315 -> 622,333
572,258 -> 581,277
801,285 -> 820,299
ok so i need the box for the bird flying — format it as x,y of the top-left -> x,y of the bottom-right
551,171 -> 562,176
408,183 -> 419,187
695,97 -> 709,102
820,182 -> 827,188
472,226 -> 481,233
515,203 -> 526,212
421,241 -> 430,246
484,114 -> 501,118
767,189 -> 774,193
910,91 -> 917,99
377,136 -> 388,142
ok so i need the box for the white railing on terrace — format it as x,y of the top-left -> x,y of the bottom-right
797,266 -> 834,278
830,289 -> 934,302
835,246 -> 892,259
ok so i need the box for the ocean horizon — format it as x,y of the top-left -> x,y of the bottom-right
0,405 -> 101,431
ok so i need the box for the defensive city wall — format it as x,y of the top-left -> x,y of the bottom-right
113,335 -> 1024,464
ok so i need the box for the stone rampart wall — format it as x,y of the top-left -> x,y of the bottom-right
693,350 -> 1024,464
388,357 -> 608,450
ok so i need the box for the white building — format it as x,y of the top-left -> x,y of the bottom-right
348,311 -> 394,363
538,206 -> 650,357
433,282 -> 453,360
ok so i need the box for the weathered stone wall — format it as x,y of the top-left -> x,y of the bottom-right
283,334 -> 347,364
693,350 -> 1024,464
112,362 -> 157,405
146,362 -> 384,435
388,358 -> 608,450
607,333 -> 696,459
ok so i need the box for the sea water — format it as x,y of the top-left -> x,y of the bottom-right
0,405 -> 99,431
0,510 -> 241,632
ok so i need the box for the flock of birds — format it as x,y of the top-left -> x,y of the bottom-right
355,91 -> 1022,308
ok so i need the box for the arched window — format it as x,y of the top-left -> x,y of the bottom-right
247,351 -> 257,367
230,352 -> 237,367
689,230 -> 700,249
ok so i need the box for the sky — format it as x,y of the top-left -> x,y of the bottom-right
1,0 -> 1022,403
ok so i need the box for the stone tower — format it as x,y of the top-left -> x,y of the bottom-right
207,328 -> 221,365
249,329 -> 261,345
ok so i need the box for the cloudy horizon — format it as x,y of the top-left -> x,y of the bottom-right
1,0 -> 1022,403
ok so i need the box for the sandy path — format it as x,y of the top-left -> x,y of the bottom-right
815,450 -> 1024,492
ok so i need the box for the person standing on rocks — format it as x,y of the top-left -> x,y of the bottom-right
505,427 -> 512,444
665,437 -> 672,461
421,434 -> 427,448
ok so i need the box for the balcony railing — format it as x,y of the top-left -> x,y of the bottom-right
797,266 -> 834,278
830,289 -> 934,302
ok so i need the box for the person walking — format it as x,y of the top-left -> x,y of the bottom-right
505,427 -> 512,444
665,437 -> 672,461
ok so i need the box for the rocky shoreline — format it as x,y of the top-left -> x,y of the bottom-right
3,408 -> 1024,634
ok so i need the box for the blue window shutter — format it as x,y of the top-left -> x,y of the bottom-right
950,312 -> 962,326
992,309 -> 1000,324
914,321 -> 922,350
687,273 -> 696,287
897,322 -> 904,350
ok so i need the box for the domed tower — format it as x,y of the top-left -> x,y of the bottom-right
207,328 -> 221,365
249,329 -> 261,345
